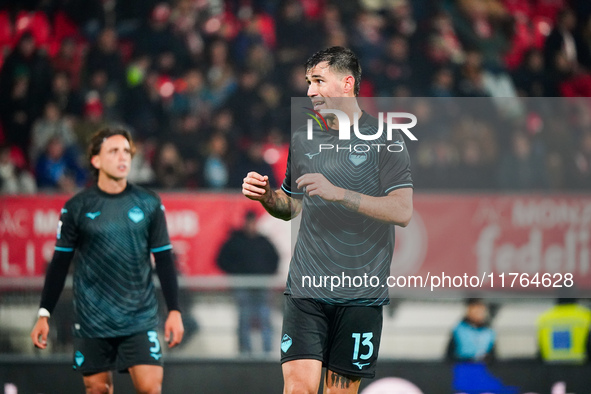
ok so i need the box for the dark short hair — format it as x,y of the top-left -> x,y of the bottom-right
305,46 -> 362,96
88,127 -> 135,178
466,298 -> 484,306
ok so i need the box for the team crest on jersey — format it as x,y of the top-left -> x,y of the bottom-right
75,351 -> 85,367
128,206 -> 145,223
349,151 -> 367,166
281,334 -> 292,353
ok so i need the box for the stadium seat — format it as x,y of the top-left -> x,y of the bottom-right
0,11 -> 14,51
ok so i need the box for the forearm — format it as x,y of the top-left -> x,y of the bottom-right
40,251 -> 74,313
337,189 -> 413,226
261,189 -> 301,221
154,250 -> 180,312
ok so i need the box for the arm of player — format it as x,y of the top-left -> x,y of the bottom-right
31,250 -> 74,349
154,249 -> 184,348
296,173 -> 413,226
242,171 -> 302,221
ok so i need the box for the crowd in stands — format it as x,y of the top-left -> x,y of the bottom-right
0,0 -> 590,194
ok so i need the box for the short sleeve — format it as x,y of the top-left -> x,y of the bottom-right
55,200 -> 78,252
280,146 -> 304,200
379,136 -> 413,195
149,201 -> 173,253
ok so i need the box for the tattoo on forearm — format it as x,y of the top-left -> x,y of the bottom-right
328,371 -> 360,389
264,191 -> 300,220
342,190 -> 362,212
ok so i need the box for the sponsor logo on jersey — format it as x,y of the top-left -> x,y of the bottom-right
352,361 -> 370,369
85,211 -> 101,220
128,207 -> 145,223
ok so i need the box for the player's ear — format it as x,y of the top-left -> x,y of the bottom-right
343,75 -> 355,95
90,155 -> 100,170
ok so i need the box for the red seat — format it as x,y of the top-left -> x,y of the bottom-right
15,11 -> 52,49
0,11 -> 14,50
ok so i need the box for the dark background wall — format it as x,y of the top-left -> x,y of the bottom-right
1,357 -> 590,393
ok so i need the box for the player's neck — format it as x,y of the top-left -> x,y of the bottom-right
97,175 -> 128,194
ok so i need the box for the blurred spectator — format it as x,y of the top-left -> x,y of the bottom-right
425,10 -> 465,67
51,37 -> 85,90
30,101 -> 77,164
0,33 -> 52,154
256,82 -> 286,139
154,50 -> 182,78
216,210 -> 279,355
206,40 -> 237,109
35,136 -> 86,192
168,113 -> 205,188
202,133 -> 230,189
282,65 -> 309,102
352,11 -> 385,82
227,69 -> 262,138
61,0 -> 106,40
245,44 -> 275,79
497,131 -> 549,190
230,141 -> 276,189
430,67 -> 455,97
451,0 -> 511,71
566,131 -> 591,189
446,298 -> 496,362
377,35 -> 414,96
537,298 -> 591,364
84,69 -> 121,121
275,0 -> 318,66
0,144 -> 36,194
383,0 -> 417,38
544,8 -> 590,77
127,138 -> 156,187
170,0 -> 206,61
0,32 -> 52,118
73,92 -> 109,147
262,127 -> 289,189
125,54 -> 152,88
456,50 -> 489,97
85,28 -> 125,85
123,71 -> 169,139
209,108 -> 241,140
0,72 -> 34,155
50,71 -> 85,118
512,49 -> 548,96
134,3 -> 189,69
171,68 -> 213,121
152,141 -> 187,189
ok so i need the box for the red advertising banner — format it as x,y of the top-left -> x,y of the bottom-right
1,193 -> 590,292
393,194 -> 591,293
0,194 -> 267,281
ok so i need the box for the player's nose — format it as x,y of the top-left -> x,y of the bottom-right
307,84 -> 318,98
